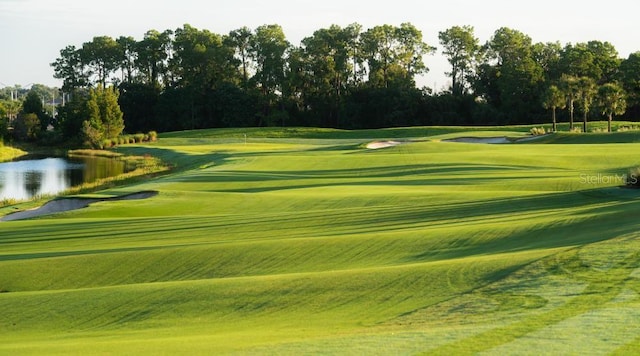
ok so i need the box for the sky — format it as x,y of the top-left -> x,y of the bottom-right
1,0 -> 639,91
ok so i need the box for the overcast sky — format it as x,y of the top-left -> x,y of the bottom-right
1,0 -> 638,90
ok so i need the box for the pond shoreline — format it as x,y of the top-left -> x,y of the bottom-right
1,190 -> 159,221
0,148 -> 168,215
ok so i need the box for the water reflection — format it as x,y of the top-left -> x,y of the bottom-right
0,156 -> 127,201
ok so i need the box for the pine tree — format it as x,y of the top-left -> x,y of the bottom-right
83,85 -> 124,147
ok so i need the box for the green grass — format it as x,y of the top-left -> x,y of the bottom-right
2,126 -> 640,354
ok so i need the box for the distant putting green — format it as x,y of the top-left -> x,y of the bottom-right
2,124 -> 640,354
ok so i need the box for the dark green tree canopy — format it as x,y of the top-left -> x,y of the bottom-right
47,22 -> 639,136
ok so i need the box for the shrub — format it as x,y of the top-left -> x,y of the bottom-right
617,125 -> 640,132
570,126 -> 583,133
627,167 -> 640,187
148,131 -> 158,141
134,133 -> 145,143
529,127 -> 546,136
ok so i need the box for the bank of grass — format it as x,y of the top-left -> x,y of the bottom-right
2,127 -> 640,353
0,145 -> 26,162
61,149 -> 169,196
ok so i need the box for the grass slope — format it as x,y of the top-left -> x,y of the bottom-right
2,126 -> 640,354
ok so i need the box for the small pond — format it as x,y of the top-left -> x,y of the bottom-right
0,155 -> 129,201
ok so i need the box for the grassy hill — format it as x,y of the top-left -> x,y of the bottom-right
2,125 -> 640,354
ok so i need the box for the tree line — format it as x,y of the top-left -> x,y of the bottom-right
3,23 -> 639,145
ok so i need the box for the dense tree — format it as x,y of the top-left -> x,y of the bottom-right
83,85 -> 124,146
534,42 -> 563,82
249,24 -> 289,124
22,91 -> 44,116
56,89 -> 90,142
250,25 -> 289,95
479,27 -> 544,122
597,83 -> 626,132
135,29 -> 173,87
14,113 -> 40,141
47,23 -> 639,137
559,41 -> 620,84
293,24 -> 363,126
619,52 -> 640,117
361,23 -> 434,89
172,24 -> 238,90
118,83 -> 160,133
81,36 -> 121,87
438,25 -> 480,95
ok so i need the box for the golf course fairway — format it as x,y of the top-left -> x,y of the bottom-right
2,125 -> 640,354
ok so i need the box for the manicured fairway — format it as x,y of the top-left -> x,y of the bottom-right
2,126 -> 640,354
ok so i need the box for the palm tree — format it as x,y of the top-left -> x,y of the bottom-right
560,75 -> 580,130
542,85 -> 566,132
597,83 -> 627,133
576,77 -> 597,133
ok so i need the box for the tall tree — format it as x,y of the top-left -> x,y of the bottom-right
51,45 -> 89,92
84,85 -> 124,145
81,36 -> 121,87
396,23 -> 435,84
343,23 -> 365,86
541,85 -> 565,132
560,75 -> 580,130
22,90 -> 44,116
559,41 -> 619,84
116,36 -> 138,84
56,89 -> 90,141
438,25 -> 480,95
619,52 -> 640,115
361,23 -> 433,89
226,27 -> 254,89
533,41 -> 563,82
250,24 -> 289,95
249,24 -> 290,124
135,29 -> 173,87
481,27 -> 544,121
295,24 -> 363,126
576,76 -> 597,133
172,24 -> 238,90
597,83 -> 626,133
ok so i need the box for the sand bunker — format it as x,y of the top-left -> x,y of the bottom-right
1,191 -> 158,222
443,135 -> 549,144
366,141 -> 404,149
443,137 -> 511,144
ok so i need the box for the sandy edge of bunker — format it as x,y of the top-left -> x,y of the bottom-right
1,191 -> 159,222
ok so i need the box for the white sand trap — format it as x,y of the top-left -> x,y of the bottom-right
443,137 -> 510,144
1,191 -> 158,221
366,140 -> 403,149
